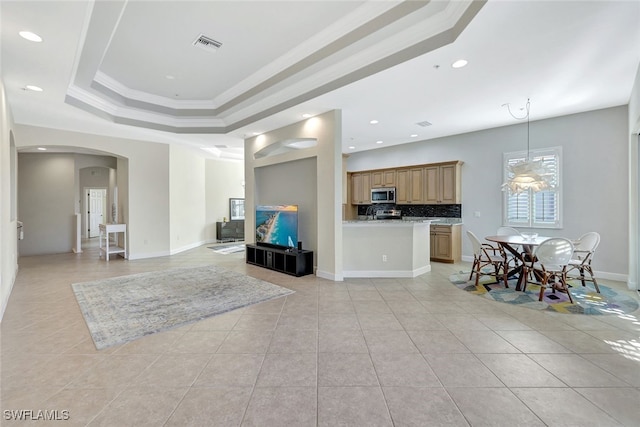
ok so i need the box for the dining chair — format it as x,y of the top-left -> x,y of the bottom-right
523,237 -> 575,303
497,226 -> 522,236
496,226 -> 524,268
467,231 -> 509,288
566,232 -> 601,293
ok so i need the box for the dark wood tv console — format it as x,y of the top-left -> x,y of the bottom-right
245,244 -> 313,277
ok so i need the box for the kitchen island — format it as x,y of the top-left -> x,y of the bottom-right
343,220 -> 431,278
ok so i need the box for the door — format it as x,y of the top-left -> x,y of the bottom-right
88,189 -> 106,237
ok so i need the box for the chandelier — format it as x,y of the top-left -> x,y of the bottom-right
501,98 -> 554,194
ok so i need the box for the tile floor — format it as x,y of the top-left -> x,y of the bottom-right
1,241 -> 640,426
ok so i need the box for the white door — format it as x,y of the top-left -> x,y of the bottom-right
88,189 -> 106,238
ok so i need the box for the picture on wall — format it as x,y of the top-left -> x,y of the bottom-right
230,198 -> 245,220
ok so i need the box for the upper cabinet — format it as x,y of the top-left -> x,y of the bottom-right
349,160 -> 462,205
396,167 -> 424,204
371,169 -> 396,188
351,171 -> 371,204
424,161 -> 462,204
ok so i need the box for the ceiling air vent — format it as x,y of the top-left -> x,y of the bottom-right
193,34 -> 222,53
214,144 -> 228,149
416,120 -> 432,127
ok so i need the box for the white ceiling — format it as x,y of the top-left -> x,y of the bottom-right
2,0 -> 639,160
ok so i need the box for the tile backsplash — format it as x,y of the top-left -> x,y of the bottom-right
358,204 -> 461,218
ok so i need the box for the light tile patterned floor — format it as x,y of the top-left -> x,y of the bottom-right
1,241 -> 640,426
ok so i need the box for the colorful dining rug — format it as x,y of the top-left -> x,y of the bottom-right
450,272 -> 639,315
72,265 -> 293,350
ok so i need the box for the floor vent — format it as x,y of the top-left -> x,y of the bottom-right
193,34 -> 222,52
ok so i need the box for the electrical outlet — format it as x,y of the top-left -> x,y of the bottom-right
382,254 -> 388,262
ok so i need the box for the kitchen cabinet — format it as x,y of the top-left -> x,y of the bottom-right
424,161 -> 462,204
396,167 -> 423,204
348,160 -> 462,206
371,169 -> 396,187
351,172 -> 371,204
430,224 -> 461,263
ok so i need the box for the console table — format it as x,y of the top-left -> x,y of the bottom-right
99,223 -> 126,261
216,220 -> 244,242
246,244 -> 313,277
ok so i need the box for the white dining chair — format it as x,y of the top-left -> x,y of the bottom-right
523,238 -> 575,303
467,231 -> 509,288
567,232 -> 601,293
495,226 -> 524,269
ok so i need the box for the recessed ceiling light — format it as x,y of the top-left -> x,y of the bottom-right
19,31 -> 42,42
452,59 -> 468,69
410,134 -> 418,138
376,140 -> 383,144
37,147 -> 47,151
302,113 -> 312,118
369,120 -> 379,124
25,85 -> 43,92
348,146 -> 356,150
252,132 -> 261,136
165,75 -> 175,80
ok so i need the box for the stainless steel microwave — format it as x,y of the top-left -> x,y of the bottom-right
371,187 -> 396,204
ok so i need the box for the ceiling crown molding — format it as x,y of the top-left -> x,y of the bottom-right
65,0 -> 486,135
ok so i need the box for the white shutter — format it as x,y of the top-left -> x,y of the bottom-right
503,147 -> 562,228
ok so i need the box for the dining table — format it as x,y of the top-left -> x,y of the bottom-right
484,234 -> 551,291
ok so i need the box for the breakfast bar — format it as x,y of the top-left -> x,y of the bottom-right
343,220 -> 432,278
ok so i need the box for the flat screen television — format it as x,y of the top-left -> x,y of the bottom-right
255,204 -> 298,249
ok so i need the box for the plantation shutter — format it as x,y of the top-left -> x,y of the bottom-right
503,147 -> 562,228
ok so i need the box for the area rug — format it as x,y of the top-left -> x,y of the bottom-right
72,265 -> 293,349
208,244 -> 246,254
450,272 -> 639,315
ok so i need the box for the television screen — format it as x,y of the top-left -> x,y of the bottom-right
255,205 -> 298,248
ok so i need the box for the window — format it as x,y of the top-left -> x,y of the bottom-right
503,147 -> 562,228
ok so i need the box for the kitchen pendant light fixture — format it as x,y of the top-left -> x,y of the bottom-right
501,98 -> 554,194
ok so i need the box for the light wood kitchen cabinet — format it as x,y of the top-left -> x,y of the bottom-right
348,160 -> 462,206
371,169 -> 396,188
430,224 -> 461,263
351,172 -> 371,204
396,167 -> 423,204
424,161 -> 462,204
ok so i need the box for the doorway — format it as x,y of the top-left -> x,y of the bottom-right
86,188 -> 107,238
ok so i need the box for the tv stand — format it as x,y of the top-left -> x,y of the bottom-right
246,244 -> 313,277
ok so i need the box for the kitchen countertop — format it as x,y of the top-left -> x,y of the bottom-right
344,217 -> 462,225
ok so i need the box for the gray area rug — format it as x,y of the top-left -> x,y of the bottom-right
72,265 -> 294,350
208,244 -> 246,254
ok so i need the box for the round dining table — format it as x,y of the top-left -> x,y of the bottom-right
485,234 -> 551,291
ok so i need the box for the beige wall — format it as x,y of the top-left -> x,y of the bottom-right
628,63 -> 640,290
169,145 -> 206,253
0,79 -> 18,319
13,124 -> 171,259
18,153 -> 77,255
204,159 -> 245,242
244,110 -> 343,280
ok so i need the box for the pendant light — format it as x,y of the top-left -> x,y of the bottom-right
501,98 -> 554,194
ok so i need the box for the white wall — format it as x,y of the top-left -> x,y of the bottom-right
204,158 -> 245,241
348,106 -> 629,280
0,79 -> 18,320
169,145 -> 206,253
